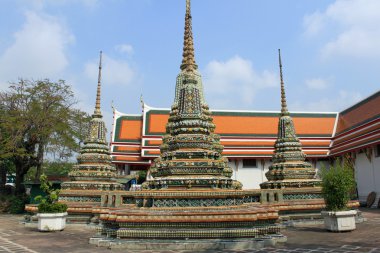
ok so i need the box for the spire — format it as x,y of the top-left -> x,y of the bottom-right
94,51 -> 102,116
278,49 -> 289,116
180,0 -> 197,72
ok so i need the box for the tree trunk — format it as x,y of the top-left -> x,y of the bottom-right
34,142 -> 45,182
15,171 -> 25,195
0,163 -> 6,193
14,160 -> 28,195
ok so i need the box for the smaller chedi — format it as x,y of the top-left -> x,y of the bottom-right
59,52 -> 123,219
261,50 -> 321,190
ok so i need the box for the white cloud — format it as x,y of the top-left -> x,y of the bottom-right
115,44 -> 134,55
0,11 -> 74,88
305,78 -> 328,90
84,53 -> 136,87
292,90 -> 362,112
303,11 -> 326,37
203,55 -> 277,109
303,0 -> 380,59
321,29 -> 380,59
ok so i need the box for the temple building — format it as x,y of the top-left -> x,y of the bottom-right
111,106 -> 336,186
110,75 -> 380,205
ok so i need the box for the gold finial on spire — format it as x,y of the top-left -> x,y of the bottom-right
94,51 -> 102,116
180,0 -> 197,72
278,49 -> 289,116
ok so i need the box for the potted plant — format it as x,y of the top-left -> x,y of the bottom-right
320,159 -> 357,232
35,174 -> 68,231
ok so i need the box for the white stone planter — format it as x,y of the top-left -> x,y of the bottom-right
37,212 -> 68,231
321,210 -> 357,232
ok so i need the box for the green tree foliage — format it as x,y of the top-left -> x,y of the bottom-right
137,170 -> 147,184
0,79 -> 90,194
25,162 -> 74,182
0,194 -> 29,214
321,159 -> 356,211
41,162 -> 74,177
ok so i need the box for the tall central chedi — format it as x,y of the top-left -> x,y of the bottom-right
95,1 -> 284,246
143,0 -> 241,190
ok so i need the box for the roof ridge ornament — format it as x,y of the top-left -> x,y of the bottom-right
94,50 -> 103,116
180,0 -> 197,72
140,94 -> 144,113
278,49 -> 289,116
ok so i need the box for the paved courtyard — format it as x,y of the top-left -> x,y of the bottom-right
0,208 -> 379,253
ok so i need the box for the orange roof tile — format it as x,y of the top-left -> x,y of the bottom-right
144,109 -> 337,137
336,91 -> 380,135
113,146 -> 140,153
113,116 -> 142,143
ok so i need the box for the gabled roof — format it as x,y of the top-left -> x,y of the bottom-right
110,81 -> 380,164
336,90 -> 380,135
330,90 -> 380,156
111,103 -> 338,163
111,109 -> 148,164
143,108 -> 337,137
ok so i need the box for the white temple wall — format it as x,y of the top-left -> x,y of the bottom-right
123,164 -> 130,175
314,160 -> 330,178
229,158 -> 330,190
116,164 -> 129,175
230,159 -> 270,190
354,149 -> 380,205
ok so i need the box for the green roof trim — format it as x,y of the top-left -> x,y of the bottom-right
145,108 -> 337,118
211,111 -> 337,118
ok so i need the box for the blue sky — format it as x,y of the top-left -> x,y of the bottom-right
0,0 -> 379,129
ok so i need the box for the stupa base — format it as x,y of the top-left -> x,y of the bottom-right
260,179 -> 322,189
90,236 -> 286,250
142,176 -> 242,190
95,198 -> 282,244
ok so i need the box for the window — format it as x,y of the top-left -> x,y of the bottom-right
376,144 -> 380,157
242,159 -> 257,168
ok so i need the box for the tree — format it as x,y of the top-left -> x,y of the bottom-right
321,159 -> 356,211
0,79 -> 90,194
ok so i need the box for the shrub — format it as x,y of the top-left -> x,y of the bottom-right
137,170 -> 147,184
321,159 -> 356,211
9,195 -> 29,214
37,202 -> 67,213
0,194 -> 29,214
35,174 -> 67,213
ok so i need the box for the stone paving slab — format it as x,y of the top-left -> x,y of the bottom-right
0,208 -> 379,253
